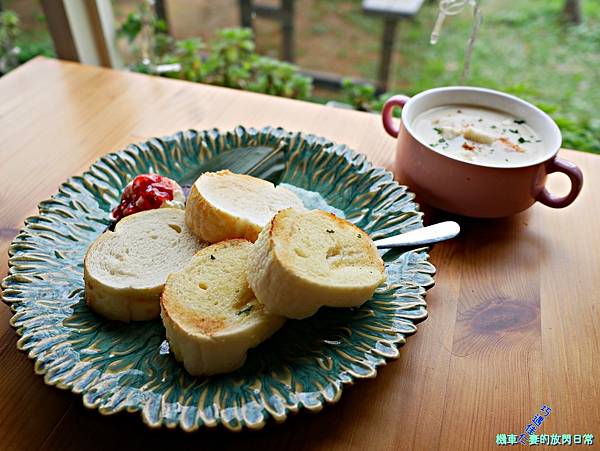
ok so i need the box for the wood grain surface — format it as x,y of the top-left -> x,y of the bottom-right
1,57 -> 598,451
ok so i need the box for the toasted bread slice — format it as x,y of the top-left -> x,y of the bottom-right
160,239 -> 285,376
185,170 -> 304,243
84,208 -> 205,322
247,209 -> 386,319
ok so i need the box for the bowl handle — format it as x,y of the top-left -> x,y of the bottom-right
382,95 -> 410,138
536,157 -> 583,208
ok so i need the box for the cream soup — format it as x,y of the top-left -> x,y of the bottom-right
413,105 -> 544,167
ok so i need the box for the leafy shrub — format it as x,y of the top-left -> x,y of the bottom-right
554,116 -> 600,152
117,12 -> 312,100
341,78 -> 399,116
0,10 -> 20,73
17,39 -> 54,63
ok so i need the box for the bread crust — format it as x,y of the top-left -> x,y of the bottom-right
185,170 -> 304,243
247,209 -> 386,319
160,239 -> 285,376
83,209 -> 203,322
186,180 -> 260,242
84,245 -> 163,321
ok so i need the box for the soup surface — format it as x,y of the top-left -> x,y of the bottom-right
413,104 -> 544,166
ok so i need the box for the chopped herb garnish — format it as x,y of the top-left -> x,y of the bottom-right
236,305 -> 253,316
518,137 -> 530,144
326,229 -> 335,233
438,138 -> 446,143
457,109 -> 462,113
535,139 -> 542,142
505,158 -> 509,162
509,129 -> 519,134
357,233 -> 362,238
491,125 -> 497,129
514,119 -> 526,124
210,255 -> 216,260
433,127 -> 442,134
478,118 -> 483,122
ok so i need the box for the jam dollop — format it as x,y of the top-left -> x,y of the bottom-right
112,174 -> 184,221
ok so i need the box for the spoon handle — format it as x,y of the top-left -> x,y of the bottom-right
373,221 -> 460,248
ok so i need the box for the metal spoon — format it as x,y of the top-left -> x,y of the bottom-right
373,221 -> 460,249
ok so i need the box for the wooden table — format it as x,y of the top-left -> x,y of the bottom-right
1,57 -> 599,451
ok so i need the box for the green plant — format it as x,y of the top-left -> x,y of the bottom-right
117,12 -> 143,43
341,78 -> 376,111
167,38 -> 205,82
554,116 -> 600,153
204,28 -> 255,89
117,13 -> 312,100
6,7 -> 54,66
201,28 -> 312,98
341,78 -> 393,114
249,57 -> 312,99
17,39 -> 53,63
0,10 -> 20,73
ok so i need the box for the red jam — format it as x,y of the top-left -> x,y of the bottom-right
112,174 -> 178,221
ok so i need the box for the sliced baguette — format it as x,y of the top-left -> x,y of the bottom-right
160,239 -> 285,376
185,170 -> 304,243
247,209 -> 386,319
84,208 -> 205,322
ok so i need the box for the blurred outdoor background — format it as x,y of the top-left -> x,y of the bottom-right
3,0 -> 599,153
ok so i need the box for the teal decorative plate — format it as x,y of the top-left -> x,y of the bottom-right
1,126 -> 434,431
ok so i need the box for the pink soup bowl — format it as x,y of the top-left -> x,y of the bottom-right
381,87 -> 583,218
